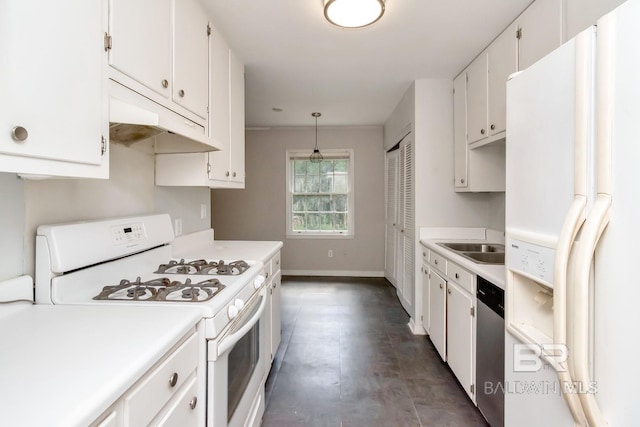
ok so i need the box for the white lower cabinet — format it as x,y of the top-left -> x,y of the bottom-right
425,248 -> 476,401
264,251 -> 282,367
428,268 -> 447,361
91,330 -> 202,427
446,281 -> 476,401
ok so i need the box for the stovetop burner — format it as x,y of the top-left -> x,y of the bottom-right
93,277 -> 225,302
155,259 -> 251,276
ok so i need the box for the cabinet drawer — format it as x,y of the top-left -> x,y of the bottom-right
421,247 -> 429,264
150,375 -> 198,427
447,262 -> 474,294
271,252 -> 281,275
430,252 -> 447,274
124,332 -> 198,426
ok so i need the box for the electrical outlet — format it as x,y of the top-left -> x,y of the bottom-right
328,250 -> 333,258
174,218 -> 183,236
200,203 -> 207,220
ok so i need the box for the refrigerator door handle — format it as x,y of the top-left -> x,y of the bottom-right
553,195 -> 587,426
572,194 -> 611,427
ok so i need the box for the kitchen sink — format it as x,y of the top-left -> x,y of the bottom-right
436,242 -> 505,265
437,242 -> 505,253
460,252 -> 505,264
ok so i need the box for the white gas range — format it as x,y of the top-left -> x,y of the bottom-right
35,214 -> 268,427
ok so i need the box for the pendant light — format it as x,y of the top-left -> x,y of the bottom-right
323,0 -> 385,29
310,112 -> 323,163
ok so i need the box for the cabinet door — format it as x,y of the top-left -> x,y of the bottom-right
447,282 -> 475,400
487,23 -> 517,136
428,269 -> 447,361
400,139 -> 414,313
466,54 -> 488,144
173,0 -> 209,119
270,273 -> 282,360
208,25 -> 231,182
0,0 -> 105,166
109,0 -> 171,97
517,0 -> 562,70
421,263 -> 430,333
229,50 -> 245,184
453,74 -> 468,189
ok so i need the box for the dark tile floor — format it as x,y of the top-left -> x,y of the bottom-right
262,276 -> 488,427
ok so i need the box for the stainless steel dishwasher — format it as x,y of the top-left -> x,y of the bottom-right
476,276 -> 504,427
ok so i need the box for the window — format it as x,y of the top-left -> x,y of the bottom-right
286,149 -> 354,238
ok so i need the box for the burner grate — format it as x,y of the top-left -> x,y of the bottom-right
93,277 -> 225,302
155,259 -> 250,276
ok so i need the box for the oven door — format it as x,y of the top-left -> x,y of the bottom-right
208,287 -> 267,427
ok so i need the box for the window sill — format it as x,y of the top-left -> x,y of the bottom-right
286,232 -> 354,240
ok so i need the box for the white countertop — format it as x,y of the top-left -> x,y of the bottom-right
0,303 -> 202,427
420,233 -> 506,289
172,230 -> 283,263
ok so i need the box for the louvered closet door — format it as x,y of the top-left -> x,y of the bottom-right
401,138 -> 415,312
385,150 -> 399,285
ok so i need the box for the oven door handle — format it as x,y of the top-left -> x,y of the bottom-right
218,287 -> 267,357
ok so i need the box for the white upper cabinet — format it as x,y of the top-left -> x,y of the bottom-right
173,0 -> 210,118
208,24 -> 231,181
453,74 -> 468,189
107,0 -> 214,150
109,0 -> 172,98
466,54 -> 488,145
487,22 -> 518,137
228,50 -> 246,185
0,0 -> 109,178
517,0 -> 563,70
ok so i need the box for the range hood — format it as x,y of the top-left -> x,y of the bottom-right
109,98 -> 165,144
108,80 -> 217,153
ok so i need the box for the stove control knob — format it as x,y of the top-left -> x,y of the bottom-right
227,305 -> 240,319
253,275 -> 266,289
234,298 -> 245,310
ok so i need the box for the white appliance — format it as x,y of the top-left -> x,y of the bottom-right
504,1 -> 640,425
35,214 -> 267,427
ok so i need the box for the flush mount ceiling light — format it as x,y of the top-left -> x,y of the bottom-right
310,112 -> 323,163
323,0 -> 385,28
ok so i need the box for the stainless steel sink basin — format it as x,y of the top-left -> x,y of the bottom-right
460,252 -> 505,264
436,242 -> 505,265
437,242 -> 505,253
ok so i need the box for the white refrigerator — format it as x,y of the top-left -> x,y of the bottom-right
505,0 -> 640,426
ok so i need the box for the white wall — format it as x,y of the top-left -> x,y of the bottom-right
3,140 -> 210,279
211,126 -> 385,275
0,174 -> 26,281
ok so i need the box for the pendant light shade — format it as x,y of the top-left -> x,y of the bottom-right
323,0 -> 385,29
310,112 -> 323,163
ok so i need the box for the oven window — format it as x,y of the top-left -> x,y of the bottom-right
228,321 -> 259,421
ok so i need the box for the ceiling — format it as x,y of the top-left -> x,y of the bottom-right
203,0 -> 534,128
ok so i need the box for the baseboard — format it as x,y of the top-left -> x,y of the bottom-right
407,318 -> 427,335
282,270 -> 385,278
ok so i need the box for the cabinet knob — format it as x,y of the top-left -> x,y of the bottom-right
447,287 -> 452,294
439,283 -> 443,289
455,273 -> 459,279
225,171 -> 230,177
460,178 -> 465,184
422,252 -> 426,257
480,128 -> 486,135
232,172 -> 237,177
168,372 -> 178,388
490,124 -> 496,130
161,79 -> 169,89
11,126 -> 28,142
178,89 -> 185,97
434,260 -> 438,265
189,396 -> 198,410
